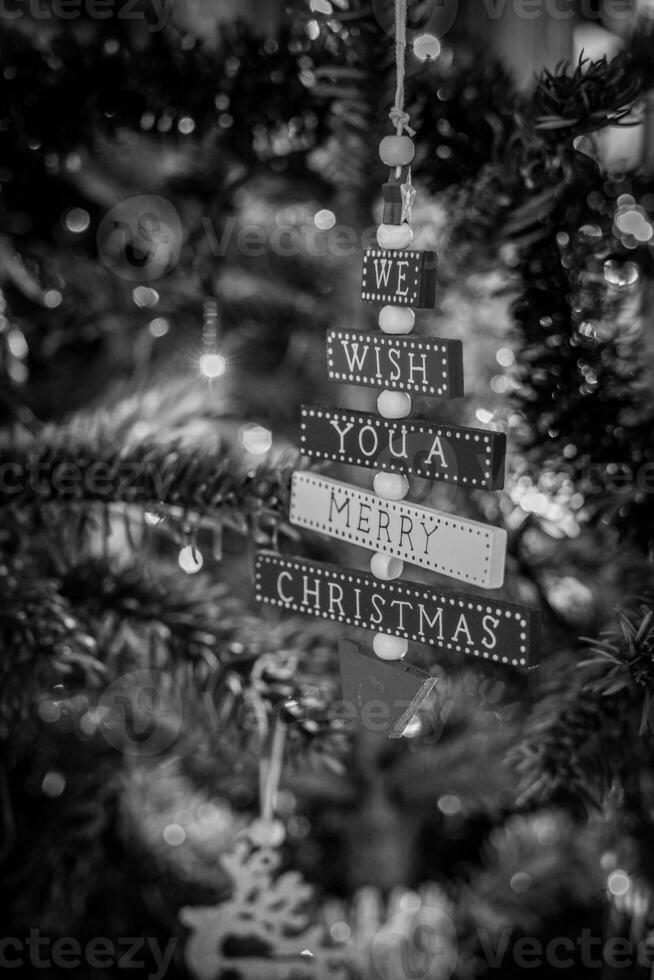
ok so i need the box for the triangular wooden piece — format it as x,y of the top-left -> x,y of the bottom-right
338,638 -> 437,739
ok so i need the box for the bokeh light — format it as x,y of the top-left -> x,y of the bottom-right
240,424 -> 273,455
314,208 -> 336,230
178,545 -> 203,574
607,870 -> 631,897
413,33 -> 441,61
64,207 -> 90,233
199,353 -> 226,378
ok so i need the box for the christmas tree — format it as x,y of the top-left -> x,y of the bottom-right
2,1 -> 654,978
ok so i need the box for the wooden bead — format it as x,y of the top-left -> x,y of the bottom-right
377,223 -> 413,250
248,818 -> 286,848
373,633 -> 408,661
377,390 -> 412,419
379,135 -> 415,167
378,306 -> 415,334
373,472 -> 409,500
370,552 -> 404,581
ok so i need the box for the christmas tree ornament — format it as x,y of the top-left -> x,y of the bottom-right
255,0 -> 539,737
338,883 -> 459,980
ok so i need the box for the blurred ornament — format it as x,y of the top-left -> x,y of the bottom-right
545,575 -> 595,627
324,884 -> 457,980
181,831 -> 347,980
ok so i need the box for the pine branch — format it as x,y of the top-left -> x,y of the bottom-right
0,562 -> 103,737
458,810 -> 605,943
0,547 -> 344,745
0,383 -> 293,537
582,605 -> 654,736
533,56 -> 642,136
511,604 -> 654,813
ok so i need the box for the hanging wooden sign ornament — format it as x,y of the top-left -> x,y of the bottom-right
300,406 -> 507,489
289,472 -> 507,589
326,329 -> 463,398
361,248 -> 438,307
252,0 -> 538,738
256,553 -> 537,667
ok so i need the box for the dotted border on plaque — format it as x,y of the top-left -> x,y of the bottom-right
255,553 -> 529,667
300,406 -> 496,488
325,329 -> 456,397
289,472 -> 505,589
361,249 -> 422,306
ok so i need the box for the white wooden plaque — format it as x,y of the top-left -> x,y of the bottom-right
289,472 -> 507,589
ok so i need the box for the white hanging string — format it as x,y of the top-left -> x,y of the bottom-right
389,0 -> 415,136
